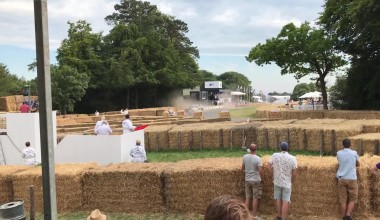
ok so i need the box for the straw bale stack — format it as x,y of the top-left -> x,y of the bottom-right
0,97 -> 7,111
350,133 -> 380,155
361,120 -> 380,133
177,110 -> 185,117
163,158 -> 244,213
218,111 -> 231,119
12,163 -> 95,212
365,155 -> 380,215
145,125 -> 174,151
128,109 -> 139,116
356,154 -> 373,216
193,111 -> 203,119
138,109 -> 158,116
83,163 -> 171,213
156,109 -> 165,116
0,165 -> 29,204
162,111 -> 169,117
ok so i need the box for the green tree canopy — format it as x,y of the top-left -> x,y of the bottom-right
0,63 -> 23,96
246,22 -> 346,109
217,71 -> 251,90
291,82 -> 318,101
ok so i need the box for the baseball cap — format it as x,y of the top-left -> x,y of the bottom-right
280,142 -> 288,151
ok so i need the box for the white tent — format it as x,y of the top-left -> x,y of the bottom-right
231,91 -> 246,96
299,91 -> 322,99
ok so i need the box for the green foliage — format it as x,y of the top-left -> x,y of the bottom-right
51,65 -> 90,114
291,82 -> 318,101
0,63 -> 23,96
320,0 -> 380,110
246,22 -> 346,109
217,71 -> 251,90
329,75 -> 349,109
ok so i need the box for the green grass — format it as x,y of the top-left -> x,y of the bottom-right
147,147 -> 321,162
228,107 -> 257,119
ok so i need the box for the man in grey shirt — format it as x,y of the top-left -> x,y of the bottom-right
242,143 -> 263,220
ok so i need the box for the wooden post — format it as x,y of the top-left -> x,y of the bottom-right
265,128 -> 269,149
177,131 -> 181,150
29,185 -> 35,220
275,129 -> 279,147
332,130 -> 336,155
242,129 -> 247,148
146,132 -> 150,152
219,129 -> 224,149
287,129 -> 290,146
358,140 -> 363,156
156,133 -> 159,152
199,130 -> 203,150
320,130 -> 324,156
230,130 -> 233,148
303,129 -> 307,151
374,140 -> 379,155
190,130 -> 193,150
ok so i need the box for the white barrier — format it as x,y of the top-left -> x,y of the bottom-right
54,130 -> 144,165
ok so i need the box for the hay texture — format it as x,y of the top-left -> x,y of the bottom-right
350,133 -> 380,155
366,155 -> 380,215
83,163 -> 171,213
163,158 -> 244,214
145,125 -> 174,151
0,165 -> 29,204
12,163 -> 95,212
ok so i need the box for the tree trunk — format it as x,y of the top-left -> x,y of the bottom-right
320,77 -> 328,110
135,87 -> 139,109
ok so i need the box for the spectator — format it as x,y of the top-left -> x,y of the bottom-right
95,120 -> 112,135
268,142 -> 297,220
370,162 -> 380,176
19,101 -> 30,113
95,110 -> 99,116
168,108 -> 176,116
87,209 -> 106,220
122,114 -> 135,134
94,116 -> 106,134
242,143 -> 263,220
337,138 -> 359,220
204,195 -> 252,220
21,141 -> 36,166
130,140 -> 147,163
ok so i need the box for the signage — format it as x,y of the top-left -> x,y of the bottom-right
205,81 -> 222,89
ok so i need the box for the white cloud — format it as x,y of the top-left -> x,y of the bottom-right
211,9 -> 240,26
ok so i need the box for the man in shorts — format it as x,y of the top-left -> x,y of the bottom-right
337,138 -> 359,220
242,143 -> 263,220
268,142 -> 297,220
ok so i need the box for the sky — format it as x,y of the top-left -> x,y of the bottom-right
0,0 -> 335,94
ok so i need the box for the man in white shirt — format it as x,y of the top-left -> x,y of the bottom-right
95,120 -> 112,135
242,143 -> 263,220
94,116 -> 105,134
21,141 -> 36,166
122,114 -> 135,134
130,140 -> 147,162
268,142 -> 297,220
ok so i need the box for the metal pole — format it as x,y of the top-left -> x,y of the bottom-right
33,0 -> 57,219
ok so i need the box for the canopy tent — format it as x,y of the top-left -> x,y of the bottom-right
299,91 -> 322,99
231,91 -> 246,96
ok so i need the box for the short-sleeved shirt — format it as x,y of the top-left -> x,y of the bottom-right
22,147 -> 36,165
96,124 -> 112,135
336,148 -> 359,180
269,151 -> 297,189
130,145 -> 147,162
242,154 -> 263,182
122,119 -> 135,134
376,162 -> 380,169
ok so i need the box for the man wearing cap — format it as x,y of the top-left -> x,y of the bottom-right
268,142 -> 297,220
337,138 -> 359,220
242,143 -> 263,220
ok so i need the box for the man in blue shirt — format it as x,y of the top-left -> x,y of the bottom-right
336,138 -> 359,220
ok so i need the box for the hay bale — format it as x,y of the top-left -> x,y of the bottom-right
12,163 -> 95,212
177,110 -> 185,117
366,155 -> 380,214
350,134 -> 380,155
145,125 -> 174,151
218,111 -> 231,119
163,158 -> 244,214
83,163 -> 171,213
138,109 -> 157,116
0,165 -> 29,204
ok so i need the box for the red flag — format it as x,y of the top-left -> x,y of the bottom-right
135,125 -> 148,131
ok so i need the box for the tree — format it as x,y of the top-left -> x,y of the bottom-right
246,22 -> 346,109
291,82 -> 318,101
0,63 -> 23,96
51,65 -> 89,114
320,0 -> 380,109
217,71 -> 251,90
329,75 -> 349,109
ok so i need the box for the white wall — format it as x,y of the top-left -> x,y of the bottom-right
55,130 -> 144,165
1,112 -> 57,165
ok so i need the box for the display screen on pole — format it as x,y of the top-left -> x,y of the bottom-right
205,81 -> 222,89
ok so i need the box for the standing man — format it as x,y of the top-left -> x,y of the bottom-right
19,101 -> 30,113
337,138 -> 359,220
21,141 -> 36,166
122,114 -> 135,134
95,120 -> 112,135
242,143 -> 263,220
268,142 -> 297,220
94,116 -> 105,134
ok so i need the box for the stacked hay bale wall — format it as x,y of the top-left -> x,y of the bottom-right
0,165 -> 28,204
12,163 -> 95,212
145,125 -> 174,151
83,163 -> 171,213
350,134 -> 380,155
163,158 -> 244,214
